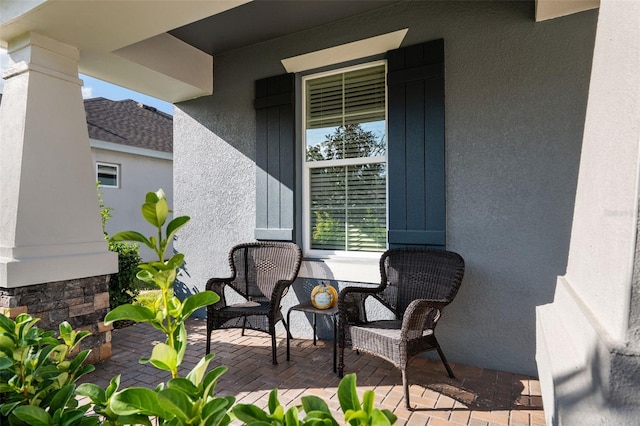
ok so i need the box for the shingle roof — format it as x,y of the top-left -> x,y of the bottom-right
84,97 -> 173,153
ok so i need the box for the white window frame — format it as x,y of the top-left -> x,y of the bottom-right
302,60 -> 388,260
96,162 -> 120,189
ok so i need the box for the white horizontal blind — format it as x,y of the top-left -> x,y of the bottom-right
306,64 -> 385,129
304,64 -> 387,253
310,164 -> 386,251
97,163 -> 119,188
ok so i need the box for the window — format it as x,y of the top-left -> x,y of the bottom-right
96,162 -> 119,188
303,63 -> 387,255
254,39 -> 446,280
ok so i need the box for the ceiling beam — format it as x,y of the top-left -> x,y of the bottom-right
536,0 -> 600,22
0,0 -> 250,102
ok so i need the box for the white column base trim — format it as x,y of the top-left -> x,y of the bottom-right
0,251 -> 117,289
536,277 -> 640,425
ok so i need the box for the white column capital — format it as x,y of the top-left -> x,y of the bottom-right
3,32 -> 82,85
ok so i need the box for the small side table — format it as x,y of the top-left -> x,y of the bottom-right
286,300 -> 339,372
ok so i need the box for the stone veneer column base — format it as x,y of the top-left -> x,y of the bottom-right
0,275 -> 113,364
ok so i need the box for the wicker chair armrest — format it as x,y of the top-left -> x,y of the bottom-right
206,277 -> 233,309
270,278 -> 296,312
400,299 -> 448,340
338,285 -> 382,325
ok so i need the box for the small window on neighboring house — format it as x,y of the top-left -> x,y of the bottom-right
96,163 -> 119,188
303,62 -> 387,255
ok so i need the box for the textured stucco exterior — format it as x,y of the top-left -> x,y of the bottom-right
174,1 -> 598,376
562,0 -> 639,344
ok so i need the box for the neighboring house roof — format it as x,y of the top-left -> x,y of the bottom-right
84,97 -> 173,153
0,94 -> 172,153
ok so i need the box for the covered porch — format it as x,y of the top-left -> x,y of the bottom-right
81,319 -> 546,426
2,1 -> 640,424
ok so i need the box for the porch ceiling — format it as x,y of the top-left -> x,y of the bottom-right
0,0 -> 598,103
168,0 -> 401,56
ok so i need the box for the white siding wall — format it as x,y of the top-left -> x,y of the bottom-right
92,145 -> 173,262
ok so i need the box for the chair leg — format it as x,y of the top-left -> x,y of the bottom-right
436,346 -> 455,379
337,325 -> 344,377
402,368 -> 412,410
271,331 -> 278,365
205,319 -> 212,355
285,310 -> 292,362
241,316 -> 247,336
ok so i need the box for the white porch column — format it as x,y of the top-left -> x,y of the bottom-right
0,32 -> 117,289
535,0 -> 640,424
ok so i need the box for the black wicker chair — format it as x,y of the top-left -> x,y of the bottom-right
205,241 -> 302,364
337,247 -> 465,409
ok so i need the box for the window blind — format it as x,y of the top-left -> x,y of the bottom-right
305,63 -> 387,253
309,163 -> 386,252
97,164 -> 118,187
306,65 -> 386,130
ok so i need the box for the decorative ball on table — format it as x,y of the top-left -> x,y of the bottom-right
311,282 -> 338,309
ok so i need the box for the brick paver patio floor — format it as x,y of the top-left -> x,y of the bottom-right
81,319 -> 546,426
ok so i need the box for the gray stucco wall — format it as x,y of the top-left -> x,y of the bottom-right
174,1 -> 597,376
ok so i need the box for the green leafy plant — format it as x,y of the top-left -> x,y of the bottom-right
133,290 -> 162,310
108,241 -> 143,310
233,373 -> 396,426
99,189 -> 233,425
0,313 -> 97,426
97,182 -> 114,238
76,375 -> 150,426
106,189 -> 217,379
0,189 -> 397,426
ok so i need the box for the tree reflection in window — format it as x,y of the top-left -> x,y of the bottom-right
307,124 -> 386,252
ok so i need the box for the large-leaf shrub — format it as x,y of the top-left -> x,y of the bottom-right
0,314 -> 96,425
108,240 -> 142,309
0,189 -> 397,426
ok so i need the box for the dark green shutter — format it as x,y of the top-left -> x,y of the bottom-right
387,39 -> 446,248
254,73 -> 295,241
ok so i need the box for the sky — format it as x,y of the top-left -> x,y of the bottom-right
0,48 -> 173,115
80,75 -> 173,115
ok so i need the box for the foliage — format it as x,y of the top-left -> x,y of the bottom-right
101,189 -> 231,425
76,359 -> 234,426
97,182 -> 113,238
76,375 -> 150,426
106,189 -> 218,379
108,241 -> 142,309
133,290 -> 162,310
0,314 -> 97,426
233,373 -> 397,426
0,188 -> 397,426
